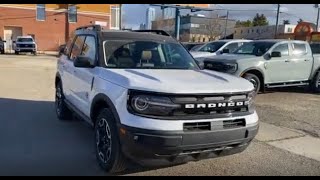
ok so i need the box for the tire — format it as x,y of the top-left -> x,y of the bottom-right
311,72 -> 320,93
15,51 -> 19,55
32,51 -> 37,56
55,82 -> 72,120
0,50 -> 4,54
94,108 -> 127,174
243,73 -> 261,94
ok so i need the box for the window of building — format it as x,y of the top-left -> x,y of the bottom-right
256,29 -> 259,33
252,29 -> 254,33
191,23 -> 200,28
111,6 -> 120,29
247,29 -> 250,33
68,5 -> 77,23
241,30 -> 243,34
272,43 -> 289,56
234,30 -> 237,34
287,27 -> 293,33
36,4 -> 46,21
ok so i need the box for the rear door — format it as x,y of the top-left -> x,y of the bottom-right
289,42 -> 313,81
71,35 -> 97,116
64,35 -> 85,105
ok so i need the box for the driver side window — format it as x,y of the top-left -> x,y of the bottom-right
272,43 -> 289,56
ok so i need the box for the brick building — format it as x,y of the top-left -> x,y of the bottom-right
0,4 -> 120,52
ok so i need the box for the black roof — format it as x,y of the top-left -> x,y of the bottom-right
100,30 -> 178,43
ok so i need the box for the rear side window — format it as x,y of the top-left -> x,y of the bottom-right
224,43 -> 240,53
292,43 -> 307,55
70,36 -> 85,60
310,43 -> 320,54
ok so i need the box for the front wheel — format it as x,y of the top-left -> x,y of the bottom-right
95,109 -> 127,174
55,82 -> 72,120
243,73 -> 261,94
311,72 -> 320,93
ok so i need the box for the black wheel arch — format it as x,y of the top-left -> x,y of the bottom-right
90,93 -> 121,127
55,72 -> 61,87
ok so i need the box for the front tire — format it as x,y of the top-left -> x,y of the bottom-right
311,72 -> 320,93
15,51 -> 19,55
243,73 -> 261,94
94,109 -> 127,174
55,82 -> 72,120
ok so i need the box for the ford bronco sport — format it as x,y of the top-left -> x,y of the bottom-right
55,25 -> 259,173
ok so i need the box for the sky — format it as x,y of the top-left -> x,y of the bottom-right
122,4 -> 319,29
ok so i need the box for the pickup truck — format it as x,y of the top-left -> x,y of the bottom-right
55,25 -> 259,173
14,36 -> 37,55
202,39 -> 320,93
190,39 -> 251,59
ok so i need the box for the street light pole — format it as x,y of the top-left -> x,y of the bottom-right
119,4 -> 122,30
315,4 -> 320,32
175,8 -> 180,41
275,4 -> 280,38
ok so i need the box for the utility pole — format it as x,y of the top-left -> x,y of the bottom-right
119,4 -> 122,30
315,4 -> 320,32
275,4 -> 280,38
224,10 -> 229,39
65,5 -> 69,43
175,8 -> 181,40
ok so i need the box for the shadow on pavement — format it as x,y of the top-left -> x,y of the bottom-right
0,97 -> 183,176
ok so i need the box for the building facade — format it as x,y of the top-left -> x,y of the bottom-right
0,4 -> 120,51
146,7 -> 156,30
233,24 -> 297,40
152,15 -> 236,42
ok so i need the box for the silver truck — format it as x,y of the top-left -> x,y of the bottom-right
202,39 -> 320,93
14,36 -> 37,55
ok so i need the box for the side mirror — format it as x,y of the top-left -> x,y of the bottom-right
271,51 -> 281,57
74,56 -> 94,68
2,40 -> 6,43
13,41 -> 16,43
195,59 -> 204,70
222,49 -> 229,54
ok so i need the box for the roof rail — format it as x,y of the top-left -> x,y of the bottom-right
131,30 -> 171,36
76,25 -> 102,32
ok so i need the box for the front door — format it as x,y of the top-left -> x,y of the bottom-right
289,42 -> 313,81
264,42 -> 293,83
3,26 -> 22,53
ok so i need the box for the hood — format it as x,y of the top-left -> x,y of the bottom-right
99,68 -> 254,94
190,51 -> 216,58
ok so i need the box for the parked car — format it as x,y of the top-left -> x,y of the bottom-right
55,25 -> 259,173
190,39 -> 252,59
203,39 -> 320,93
0,37 -> 5,54
181,42 -> 204,51
13,36 -> 37,55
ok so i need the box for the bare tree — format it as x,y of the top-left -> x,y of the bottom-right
206,12 -> 224,41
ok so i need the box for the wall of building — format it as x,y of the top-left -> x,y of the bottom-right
234,24 -> 297,40
0,4 -> 118,51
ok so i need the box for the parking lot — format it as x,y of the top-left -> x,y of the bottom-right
0,54 -> 320,176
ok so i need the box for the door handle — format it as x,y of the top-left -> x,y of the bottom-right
285,60 -> 290,62
304,59 -> 310,61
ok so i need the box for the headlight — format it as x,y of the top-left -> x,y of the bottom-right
129,94 -> 180,116
247,90 -> 256,110
224,62 -> 238,73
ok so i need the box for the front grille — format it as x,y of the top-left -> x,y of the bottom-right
204,61 -> 228,72
17,44 -> 34,48
223,119 -> 246,129
183,118 -> 246,132
171,93 -> 250,118
183,122 -> 211,131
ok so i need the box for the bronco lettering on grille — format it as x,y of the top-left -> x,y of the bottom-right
185,101 -> 249,109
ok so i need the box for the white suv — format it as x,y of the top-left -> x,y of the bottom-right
55,25 -> 259,173
190,39 -> 252,59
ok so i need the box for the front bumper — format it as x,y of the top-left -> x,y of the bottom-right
120,123 -> 259,165
15,48 -> 36,52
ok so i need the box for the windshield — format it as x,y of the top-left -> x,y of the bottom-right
104,40 -> 199,70
233,41 -> 276,56
196,41 -> 226,53
17,38 -> 33,42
